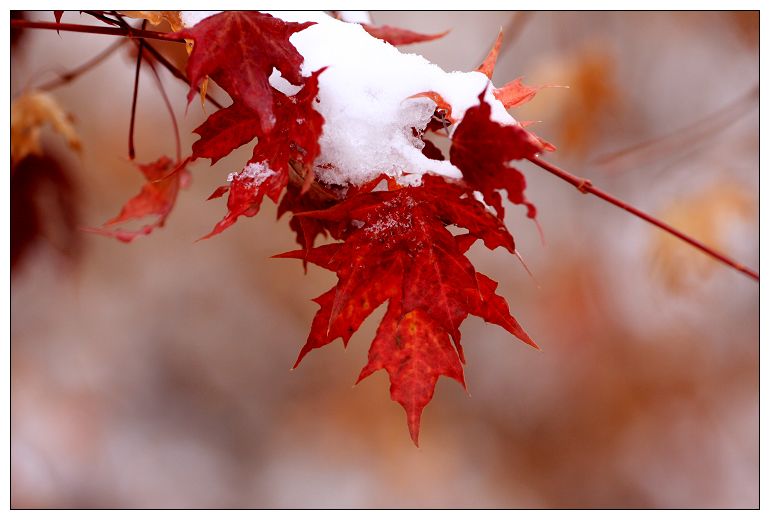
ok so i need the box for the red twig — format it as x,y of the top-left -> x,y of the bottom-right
112,12 -> 227,112
146,57 -> 182,162
127,21 -> 147,160
10,19 -> 184,42
35,38 -> 126,91
528,156 -> 759,282
14,16 -> 225,111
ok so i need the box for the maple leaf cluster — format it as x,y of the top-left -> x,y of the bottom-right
48,11 -> 551,444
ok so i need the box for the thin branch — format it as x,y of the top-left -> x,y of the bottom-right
109,12 -> 227,112
83,10 -> 124,27
14,15 -> 226,110
146,57 -> 182,162
35,38 -> 126,91
528,155 -> 759,282
127,21 -> 147,160
140,41 -> 225,110
10,19 -> 184,42
594,85 -> 758,170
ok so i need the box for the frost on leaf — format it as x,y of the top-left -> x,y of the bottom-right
199,162 -> 276,240
198,69 -> 326,238
278,176 -> 536,445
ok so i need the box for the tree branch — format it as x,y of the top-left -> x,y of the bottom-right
109,11 -> 227,112
528,156 -> 759,282
10,19 -> 184,42
13,16 -> 226,110
35,39 -> 126,92
127,21 -> 147,160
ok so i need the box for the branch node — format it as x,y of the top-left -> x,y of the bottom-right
576,179 -> 593,194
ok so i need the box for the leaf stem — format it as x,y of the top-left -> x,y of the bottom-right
110,12 -> 227,112
127,21 -> 147,160
13,15 -> 226,110
146,57 -> 182,162
528,156 -> 758,282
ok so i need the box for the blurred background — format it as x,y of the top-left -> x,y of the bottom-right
10,11 -> 758,508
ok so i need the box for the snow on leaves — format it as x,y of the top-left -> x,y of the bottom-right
278,176 -> 537,444
196,68 -> 326,238
76,10 -> 549,444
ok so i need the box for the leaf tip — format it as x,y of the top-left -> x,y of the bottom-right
407,411 -> 422,447
477,29 -> 503,79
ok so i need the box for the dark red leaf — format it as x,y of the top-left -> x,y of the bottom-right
420,136 -> 445,160
199,69 -> 326,239
207,185 -> 230,200
191,102 -> 261,165
177,11 -> 314,131
281,175 -> 534,444
450,90 -> 542,218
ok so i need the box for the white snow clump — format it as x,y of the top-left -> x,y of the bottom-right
181,11 -> 518,187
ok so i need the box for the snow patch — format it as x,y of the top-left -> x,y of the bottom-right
180,11 -> 220,28
182,11 -> 519,187
267,11 -> 516,187
227,161 -> 276,186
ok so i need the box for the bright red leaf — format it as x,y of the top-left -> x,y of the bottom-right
477,30 -> 502,79
198,68 -> 326,239
278,175 -> 536,444
450,90 -> 543,218
177,11 -> 314,131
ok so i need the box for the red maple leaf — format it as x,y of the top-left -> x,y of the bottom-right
278,175 -> 536,445
477,30 -> 502,79
449,90 -> 543,218
177,11 -> 314,131
85,156 -> 190,243
198,69 -> 326,239
494,78 -> 540,109
360,23 -> 449,46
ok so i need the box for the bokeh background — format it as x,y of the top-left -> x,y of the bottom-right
10,11 -> 759,508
